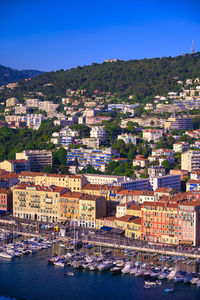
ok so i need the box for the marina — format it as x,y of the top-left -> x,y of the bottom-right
1,232 -> 200,299
0,233 -> 200,300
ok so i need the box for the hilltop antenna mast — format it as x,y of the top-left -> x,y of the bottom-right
192,40 -> 195,54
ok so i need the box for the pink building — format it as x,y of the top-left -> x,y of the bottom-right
178,201 -> 200,246
0,189 -> 12,212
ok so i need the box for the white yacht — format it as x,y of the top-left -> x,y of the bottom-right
135,269 -> 144,276
0,252 -> 13,259
97,262 -> 113,271
167,269 -> 177,280
121,262 -> 133,274
53,261 -> 65,267
190,277 -> 199,284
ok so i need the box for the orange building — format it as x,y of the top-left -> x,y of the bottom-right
60,192 -> 82,224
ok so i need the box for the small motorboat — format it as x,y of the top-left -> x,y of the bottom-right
144,285 -> 151,289
64,272 -> 74,276
164,288 -> 174,293
156,280 -> 162,285
145,281 -> 156,286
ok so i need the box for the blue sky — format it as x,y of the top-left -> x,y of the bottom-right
0,0 -> 200,71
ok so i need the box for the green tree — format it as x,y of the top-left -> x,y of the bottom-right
161,160 -> 171,172
42,166 -> 54,173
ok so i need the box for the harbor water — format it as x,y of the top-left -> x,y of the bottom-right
0,247 -> 200,300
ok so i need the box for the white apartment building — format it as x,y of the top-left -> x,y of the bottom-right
84,174 -> 149,190
143,129 -> 163,142
148,165 -> 165,177
181,150 -> 200,172
5,114 -> 44,129
82,138 -> 101,149
173,142 -> 190,153
15,104 -> 27,115
149,175 -> 181,192
84,174 -> 126,185
39,101 -> 59,113
139,191 -> 155,203
26,99 -> 40,108
59,126 -> 78,138
116,202 -> 133,218
120,179 -> 150,191
90,126 -> 107,139
117,133 -> 138,145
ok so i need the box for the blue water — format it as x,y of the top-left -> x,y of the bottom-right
0,249 -> 200,300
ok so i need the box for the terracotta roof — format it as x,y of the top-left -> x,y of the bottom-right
83,183 -> 107,190
80,194 -> 104,201
118,190 -> 143,195
61,192 -> 82,199
155,187 -> 174,193
142,201 -> 178,209
113,158 -> 128,161
191,171 -> 200,175
11,159 -> 28,163
13,184 -> 67,193
0,173 -> 18,179
70,175 -> 83,179
127,204 -> 141,211
179,201 -> 200,207
141,191 -> 154,196
132,217 -> 141,225
115,215 -> 136,222
19,172 -> 46,177
0,188 -> 11,194
187,179 -> 200,184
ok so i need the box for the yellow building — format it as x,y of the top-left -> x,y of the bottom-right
0,160 -> 29,173
13,184 -> 67,223
82,183 -> 123,202
125,218 -> 141,239
96,216 -> 117,230
18,172 -> 42,184
79,194 -> 106,228
126,204 -> 141,217
68,175 -> 87,192
18,172 -> 87,191
35,173 -> 69,187
114,215 -> 141,239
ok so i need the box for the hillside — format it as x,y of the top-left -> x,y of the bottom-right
0,64 -> 43,86
1,52 -> 200,100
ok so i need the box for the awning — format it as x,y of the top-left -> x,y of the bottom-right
179,240 -> 193,245
100,226 -> 113,232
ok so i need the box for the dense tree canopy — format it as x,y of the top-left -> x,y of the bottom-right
0,120 -> 59,161
1,52 -> 200,101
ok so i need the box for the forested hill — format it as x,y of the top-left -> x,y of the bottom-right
0,65 -> 43,86
3,52 -> 200,99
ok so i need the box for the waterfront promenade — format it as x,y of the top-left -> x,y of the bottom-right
58,235 -> 200,259
1,216 -> 200,259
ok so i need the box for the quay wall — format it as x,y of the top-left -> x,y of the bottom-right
57,236 -> 200,259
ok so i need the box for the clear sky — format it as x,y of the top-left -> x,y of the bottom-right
1,0 -> 200,71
